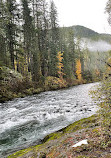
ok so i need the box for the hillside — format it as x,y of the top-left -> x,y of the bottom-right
72,25 -> 99,38
60,25 -> 111,53
62,25 -> 111,42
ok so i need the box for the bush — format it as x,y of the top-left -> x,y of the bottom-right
44,76 -> 67,90
99,74 -> 111,135
94,60 -> 111,139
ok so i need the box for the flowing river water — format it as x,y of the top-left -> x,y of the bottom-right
0,83 -> 99,157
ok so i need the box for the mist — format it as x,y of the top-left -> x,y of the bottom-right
81,38 -> 111,52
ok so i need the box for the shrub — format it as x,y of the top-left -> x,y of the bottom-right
94,59 -> 111,139
44,76 -> 67,90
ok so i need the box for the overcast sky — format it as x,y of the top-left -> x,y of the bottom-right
47,0 -> 111,34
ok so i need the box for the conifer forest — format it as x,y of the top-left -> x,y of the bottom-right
0,0 -> 111,158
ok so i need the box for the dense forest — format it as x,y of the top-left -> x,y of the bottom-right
0,0 -> 110,102
0,0 -> 111,157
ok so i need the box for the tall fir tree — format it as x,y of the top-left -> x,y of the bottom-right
67,28 -> 76,77
0,0 -> 7,66
6,0 -> 19,69
49,0 -> 60,76
21,0 -> 33,76
31,0 -> 42,82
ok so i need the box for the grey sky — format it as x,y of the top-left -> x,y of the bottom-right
47,0 -> 111,34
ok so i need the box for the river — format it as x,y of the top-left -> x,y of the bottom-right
0,82 -> 99,157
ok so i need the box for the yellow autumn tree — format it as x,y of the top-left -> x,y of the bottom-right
76,59 -> 82,80
95,68 -> 100,76
14,59 -> 17,71
56,51 -> 64,79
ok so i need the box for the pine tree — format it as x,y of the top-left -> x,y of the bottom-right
0,0 -> 6,66
59,27 -> 71,78
49,0 -> 60,76
37,0 -> 49,77
31,0 -> 42,82
6,0 -> 19,69
67,29 -> 76,77
21,0 -> 33,76
106,0 -> 111,25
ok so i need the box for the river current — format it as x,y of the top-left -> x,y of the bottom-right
0,83 -> 99,157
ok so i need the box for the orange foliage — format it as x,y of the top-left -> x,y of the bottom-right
95,69 -> 100,76
76,59 -> 82,80
56,51 -> 64,79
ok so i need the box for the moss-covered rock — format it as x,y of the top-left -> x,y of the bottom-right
7,147 -> 33,158
0,66 -> 45,102
42,115 -> 98,143
8,115 -> 98,158
0,66 -> 23,82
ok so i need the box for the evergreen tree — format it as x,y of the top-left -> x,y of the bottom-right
106,0 -> 111,25
31,0 -> 42,82
59,27 -> 71,78
6,0 -> 19,69
67,29 -> 76,77
0,0 -> 6,66
21,0 -> 33,76
35,0 -> 49,77
49,0 -> 60,76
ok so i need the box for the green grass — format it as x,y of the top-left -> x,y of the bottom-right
8,148 -> 32,158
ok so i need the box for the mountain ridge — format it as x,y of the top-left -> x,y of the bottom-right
61,25 -> 111,42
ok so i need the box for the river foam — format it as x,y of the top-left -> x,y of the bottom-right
0,82 -> 99,157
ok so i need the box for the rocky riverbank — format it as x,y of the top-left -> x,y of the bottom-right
7,115 -> 111,158
0,66 -> 86,103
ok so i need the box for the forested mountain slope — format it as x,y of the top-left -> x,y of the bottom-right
63,25 -> 111,42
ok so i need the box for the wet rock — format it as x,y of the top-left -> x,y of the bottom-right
54,109 -> 60,113
22,138 -> 27,141
84,108 -> 88,111
66,110 -> 70,112
43,113 -> 46,117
